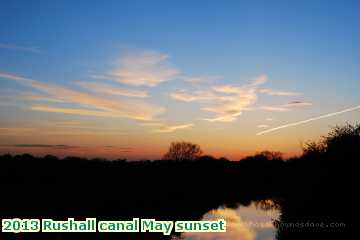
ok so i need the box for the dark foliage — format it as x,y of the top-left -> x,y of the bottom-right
0,124 -> 358,239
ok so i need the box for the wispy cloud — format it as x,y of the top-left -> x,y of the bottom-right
91,50 -> 221,89
140,120 -> 194,133
261,106 -> 290,112
212,85 -> 245,94
110,50 -> 179,87
182,75 -> 221,84
7,144 -> 78,150
18,92 -> 65,103
30,105 -> 122,118
41,129 -> 128,136
169,90 -> 216,102
77,81 -> 148,98
140,120 -> 197,132
170,75 -> 267,122
151,123 -> 194,133
202,112 -> 242,122
0,43 -> 42,54
41,121 -> 128,134
249,74 -> 268,86
0,121 -> 129,137
0,71 -> 164,121
284,100 -> 312,107
257,124 -> 269,128
261,100 -> 312,112
257,104 -> 360,135
169,73 -> 308,122
96,145 -> 133,153
139,122 -> 163,127
259,88 -> 300,96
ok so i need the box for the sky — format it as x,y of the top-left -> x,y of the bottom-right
0,0 -> 359,160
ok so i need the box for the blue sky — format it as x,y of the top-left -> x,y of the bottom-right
0,0 -> 359,159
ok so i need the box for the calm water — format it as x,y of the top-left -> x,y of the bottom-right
176,201 -> 279,240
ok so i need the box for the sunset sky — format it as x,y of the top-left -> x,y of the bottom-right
1,0 -> 359,160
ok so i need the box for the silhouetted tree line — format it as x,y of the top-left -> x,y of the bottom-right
0,124 -> 358,239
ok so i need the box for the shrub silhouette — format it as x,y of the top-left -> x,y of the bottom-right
276,123 -> 358,240
303,123 -> 360,160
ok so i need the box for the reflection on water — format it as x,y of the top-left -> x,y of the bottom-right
177,201 -> 279,240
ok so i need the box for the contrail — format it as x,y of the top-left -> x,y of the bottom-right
257,104 -> 360,136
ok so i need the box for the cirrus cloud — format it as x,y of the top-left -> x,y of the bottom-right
259,88 -> 300,96
284,100 -> 312,107
261,106 -> 290,112
0,71 -> 164,121
150,123 -> 194,133
170,75 -> 267,122
261,100 -> 312,112
109,50 -> 179,87
77,81 -> 148,98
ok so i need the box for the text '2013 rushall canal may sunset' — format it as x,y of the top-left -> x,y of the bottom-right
1,218 -> 226,235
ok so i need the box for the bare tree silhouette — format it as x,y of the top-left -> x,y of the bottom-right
162,141 -> 203,161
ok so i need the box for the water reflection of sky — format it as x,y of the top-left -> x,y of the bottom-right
179,202 -> 279,240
